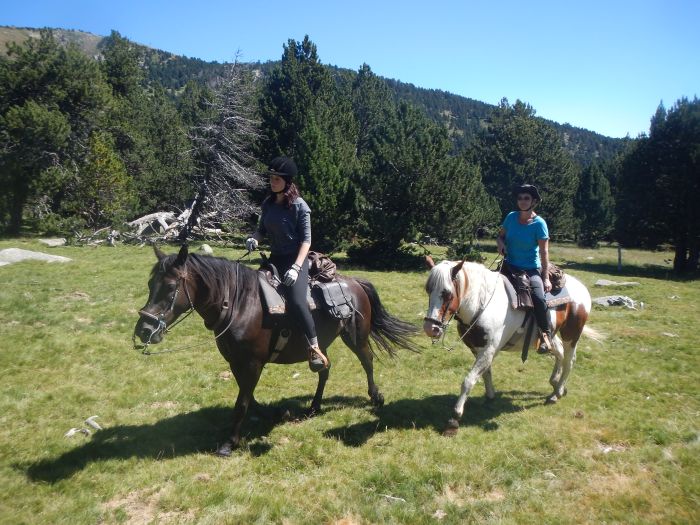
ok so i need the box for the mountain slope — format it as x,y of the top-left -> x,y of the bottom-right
0,25 -> 628,164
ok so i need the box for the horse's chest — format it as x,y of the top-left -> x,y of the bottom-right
457,322 -> 489,349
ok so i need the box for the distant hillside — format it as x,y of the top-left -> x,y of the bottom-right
1,25 -> 628,165
0,26 -> 102,57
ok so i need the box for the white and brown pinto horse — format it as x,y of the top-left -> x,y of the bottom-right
423,256 -> 599,435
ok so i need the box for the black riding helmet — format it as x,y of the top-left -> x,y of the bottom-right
268,156 -> 298,181
513,184 -> 542,202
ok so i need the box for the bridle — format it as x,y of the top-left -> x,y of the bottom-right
424,257 -> 501,349
133,261 -> 241,355
424,275 -> 463,342
133,274 -> 195,353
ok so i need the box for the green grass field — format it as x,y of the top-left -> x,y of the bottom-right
0,239 -> 697,524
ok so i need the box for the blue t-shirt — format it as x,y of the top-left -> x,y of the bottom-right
502,211 -> 549,270
256,196 -> 311,256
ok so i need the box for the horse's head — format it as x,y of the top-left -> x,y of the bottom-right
133,244 -> 194,347
423,256 -> 465,339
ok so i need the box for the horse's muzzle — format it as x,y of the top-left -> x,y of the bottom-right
423,317 -> 443,338
134,315 -> 165,345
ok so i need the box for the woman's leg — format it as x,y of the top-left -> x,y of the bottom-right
528,270 -> 552,353
271,254 -> 327,371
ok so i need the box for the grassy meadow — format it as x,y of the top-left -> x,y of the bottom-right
0,238 -> 697,524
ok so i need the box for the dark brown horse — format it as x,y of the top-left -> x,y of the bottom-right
133,245 -> 419,456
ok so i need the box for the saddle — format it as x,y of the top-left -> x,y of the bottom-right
499,262 -> 570,363
499,262 -> 570,310
257,252 -> 354,321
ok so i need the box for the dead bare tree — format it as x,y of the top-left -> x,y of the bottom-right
178,57 -> 265,242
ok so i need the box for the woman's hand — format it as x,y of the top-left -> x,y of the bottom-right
543,277 -> 552,293
283,264 -> 301,286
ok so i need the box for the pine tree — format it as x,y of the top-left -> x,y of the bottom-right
616,97 -> 700,273
574,161 -> 614,246
258,36 -> 357,251
0,30 -> 111,234
471,99 -> 579,238
65,131 -> 136,228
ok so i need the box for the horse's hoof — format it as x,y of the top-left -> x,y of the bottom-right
371,392 -> 385,408
443,418 -> 460,437
215,441 -> 235,457
304,406 -> 321,418
545,395 -> 558,405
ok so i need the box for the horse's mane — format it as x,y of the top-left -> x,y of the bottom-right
425,261 -> 455,293
426,260 -> 497,300
157,253 -> 258,310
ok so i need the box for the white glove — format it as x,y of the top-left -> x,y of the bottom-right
245,237 -> 258,252
283,264 -> 301,286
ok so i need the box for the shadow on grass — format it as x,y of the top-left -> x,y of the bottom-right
324,389 -> 544,447
19,394 -> 371,483
559,260 -> 684,281
20,389 -> 546,482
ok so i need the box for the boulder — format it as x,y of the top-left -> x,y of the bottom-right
0,248 -> 72,265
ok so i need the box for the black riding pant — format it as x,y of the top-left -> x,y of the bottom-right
270,253 -> 316,343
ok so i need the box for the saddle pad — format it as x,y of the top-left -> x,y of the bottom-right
257,272 -> 316,316
545,287 -> 571,308
500,274 -> 572,309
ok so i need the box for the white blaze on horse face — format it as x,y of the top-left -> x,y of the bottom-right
424,261 -> 456,337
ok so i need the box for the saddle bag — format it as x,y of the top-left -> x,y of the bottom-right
307,251 -> 337,282
312,280 -> 354,319
500,262 -> 534,309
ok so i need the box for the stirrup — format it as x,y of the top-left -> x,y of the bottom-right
308,345 -> 329,372
537,331 -> 553,354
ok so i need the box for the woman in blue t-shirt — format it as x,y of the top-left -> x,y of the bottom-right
245,156 -> 328,372
496,184 -> 553,354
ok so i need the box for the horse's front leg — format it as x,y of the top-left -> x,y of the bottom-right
445,347 -> 496,436
308,366 -> 330,416
216,359 -> 263,457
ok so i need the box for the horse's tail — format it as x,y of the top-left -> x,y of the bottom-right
355,278 -> 421,357
582,325 -> 606,344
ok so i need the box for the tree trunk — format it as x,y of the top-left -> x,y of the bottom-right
7,186 -> 27,235
673,239 -> 688,274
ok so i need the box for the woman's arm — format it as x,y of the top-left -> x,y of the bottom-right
295,241 -> 311,268
497,227 -> 507,256
538,238 -> 551,292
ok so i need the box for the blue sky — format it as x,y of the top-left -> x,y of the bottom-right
2,0 -> 698,138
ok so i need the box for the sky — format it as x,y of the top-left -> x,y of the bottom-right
2,0 -> 698,138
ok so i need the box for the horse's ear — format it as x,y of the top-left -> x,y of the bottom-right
174,244 -> 189,267
451,259 -> 465,280
153,244 -> 167,261
425,255 -> 435,269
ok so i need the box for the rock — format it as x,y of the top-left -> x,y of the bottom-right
595,279 -> 640,287
198,244 -> 213,255
593,295 -> 637,309
38,238 -> 67,247
0,248 -> 72,265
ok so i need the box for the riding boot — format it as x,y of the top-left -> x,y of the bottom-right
537,329 -> 553,354
308,344 -> 330,372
